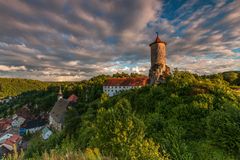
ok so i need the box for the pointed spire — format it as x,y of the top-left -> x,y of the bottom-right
58,86 -> 63,100
58,86 -> 62,95
149,32 -> 167,46
155,32 -> 161,42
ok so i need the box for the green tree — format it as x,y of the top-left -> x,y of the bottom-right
100,92 -> 109,104
206,106 -> 240,155
223,72 -> 239,84
91,99 -> 167,160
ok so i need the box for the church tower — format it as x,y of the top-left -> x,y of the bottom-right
58,86 -> 63,100
149,33 -> 170,84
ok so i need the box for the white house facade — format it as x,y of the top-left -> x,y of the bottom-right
42,127 -> 53,140
26,126 -> 45,134
103,78 -> 149,97
11,116 -> 25,128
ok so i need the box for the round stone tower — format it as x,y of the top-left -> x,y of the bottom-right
149,33 -> 170,84
150,33 -> 166,68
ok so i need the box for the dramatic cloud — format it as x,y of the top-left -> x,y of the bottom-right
0,0 -> 239,81
0,65 -> 27,71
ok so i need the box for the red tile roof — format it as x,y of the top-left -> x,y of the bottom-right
16,106 -> 33,120
2,134 -> 22,148
149,35 -> 167,46
104,78 -> 149,86
67,94 -> 78,103
9,134 -> 21,143
4,139 -> 14,146
0,119 -> 11,124
0,119 -> 12,131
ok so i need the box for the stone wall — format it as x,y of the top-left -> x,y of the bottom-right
150,43 -> 166,67
149,42 -> 170,84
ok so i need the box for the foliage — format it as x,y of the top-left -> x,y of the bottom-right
222,71 -> 240,85
90,99 -> 168,159
5,146 -> 108,160
206,106 -> 240,155
3,71 -> 240,160
0,78 -> 50,99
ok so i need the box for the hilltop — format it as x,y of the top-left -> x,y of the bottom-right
2,71 -> 238,159
0,71 -> 239,99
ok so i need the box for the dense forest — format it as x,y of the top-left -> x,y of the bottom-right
1,71 -> 240,160
0,75 -> 109,118
0,78 -> 51,99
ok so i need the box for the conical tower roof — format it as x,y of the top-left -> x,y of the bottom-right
149,32 -> 167,46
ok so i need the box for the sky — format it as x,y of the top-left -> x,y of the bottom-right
0,0 -> 239,81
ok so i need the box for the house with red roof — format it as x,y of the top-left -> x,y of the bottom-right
103,77 -> 149,97
0,119 -> 12,133
67,94 -> 78,103
0,134 -> 22,155
16,105 -> 33,120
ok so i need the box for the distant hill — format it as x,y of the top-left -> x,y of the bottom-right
204,71 -> 240,86
222,71 -> 240,85
0,72 -> 147,99
0,78 -> 51,99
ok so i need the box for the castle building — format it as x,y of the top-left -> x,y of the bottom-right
149,33 -> 170,84
103,78 -> 149,97
102,33 -> 170,97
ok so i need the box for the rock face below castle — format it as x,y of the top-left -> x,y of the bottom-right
149,34 -> 170,84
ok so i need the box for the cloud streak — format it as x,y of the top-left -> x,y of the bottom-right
0,0 -> 239,81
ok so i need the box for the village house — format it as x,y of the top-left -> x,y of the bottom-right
16,105 -> 33,120
11,115 -> 25,128
0,134 -> 22,156
68,94 -> 78,104
41,127 -> 53,140
103,77 -> 149,97
0,96 -> 17,104
0,119 -> 12,133
19,116 -> 48,135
